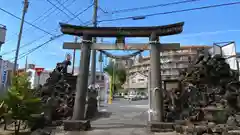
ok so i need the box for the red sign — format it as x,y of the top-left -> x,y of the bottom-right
35,68 -> 44,76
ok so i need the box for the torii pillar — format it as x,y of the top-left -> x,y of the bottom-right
62,35 -> 92,131
72,35 -> 92,120
149,33 -> 163,121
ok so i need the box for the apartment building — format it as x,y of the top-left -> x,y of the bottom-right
0,58 -> 15,92
123,45 -> 211,90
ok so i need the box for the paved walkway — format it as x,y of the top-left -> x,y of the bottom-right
52,100 -> 176,135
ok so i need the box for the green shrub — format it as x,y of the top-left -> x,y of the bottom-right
1,73 -> 42,134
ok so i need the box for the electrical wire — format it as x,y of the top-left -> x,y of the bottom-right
110,0 -> 202,14
0,7 -> 55,36
89,0 -> 201,23
12,21 -> 93,61
98,1 -> 240,22
98,7 -> 108,13
5,0 -> 199,40
1,3 -> 94,56
7,1 -> 237,61
5,0 -> 72,43
11,20 -> 93,61
54,0 -> 84,23
8,34 -> 64,61
1,35 -> 46,56
45,0 -> 78,22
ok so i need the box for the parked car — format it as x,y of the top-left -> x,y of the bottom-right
127,94 -> 138,101
124,95 -> 129,99
140,95 -> 148,100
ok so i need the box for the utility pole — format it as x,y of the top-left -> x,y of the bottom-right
90,0 -> 98,86
13,0 -> 29,75
72,36 -> 77,74
24,55 -> 28,72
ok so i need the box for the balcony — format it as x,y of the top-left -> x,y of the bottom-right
160,50 -> 198,56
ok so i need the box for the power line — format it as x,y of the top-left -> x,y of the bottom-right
111,0 -> 202,14
5,6 -> 94,60
83,0 -> 201,25
54,0 -> 84,23
1,35 -> 46,56
45,0 -> 80,23
98,7 -> 108,13
8,34 -> 64,61
5,0 -> 72,43
17,1 -> 240,60
14,22 -> 93,61
98,1 -> 240,22
0,7 -> 55,36
1,3 -> 94,56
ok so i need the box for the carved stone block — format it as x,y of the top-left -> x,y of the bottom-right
63,120 -> 91,131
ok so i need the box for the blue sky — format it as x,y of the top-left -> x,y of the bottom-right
1,0 -> 240,70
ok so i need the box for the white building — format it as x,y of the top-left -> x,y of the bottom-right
26,69 -> 51,89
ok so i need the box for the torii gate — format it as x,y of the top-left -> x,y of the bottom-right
60,22 -> 184,130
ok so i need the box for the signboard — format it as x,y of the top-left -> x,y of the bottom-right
1,60 -> 8,87
35,68 -> 44,76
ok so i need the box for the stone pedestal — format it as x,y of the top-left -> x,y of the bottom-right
85,91 -> 98,119
63,120 -> 91,131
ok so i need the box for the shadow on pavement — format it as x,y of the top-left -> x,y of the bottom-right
91,111 -> 112,121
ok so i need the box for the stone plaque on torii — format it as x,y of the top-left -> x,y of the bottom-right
59,22 -> 184,131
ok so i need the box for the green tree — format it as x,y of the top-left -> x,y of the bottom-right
104,62 -> 127,93
1,73 -> 42,135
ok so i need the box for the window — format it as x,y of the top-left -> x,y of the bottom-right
101,76 -> 104,80
138,79 -> 145,82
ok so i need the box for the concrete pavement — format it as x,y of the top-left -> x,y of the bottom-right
52,99 -> 176,135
